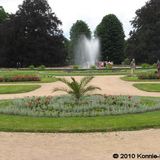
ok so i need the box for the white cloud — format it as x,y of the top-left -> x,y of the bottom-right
1,0 -> 148,38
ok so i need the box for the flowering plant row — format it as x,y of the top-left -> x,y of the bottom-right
0,75 -> 40,82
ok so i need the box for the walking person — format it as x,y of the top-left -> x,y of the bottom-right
16,62 -> 21,70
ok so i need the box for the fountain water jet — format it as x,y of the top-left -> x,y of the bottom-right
74,35 -> 100,68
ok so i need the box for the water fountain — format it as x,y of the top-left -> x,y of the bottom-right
74,35 -> 100,68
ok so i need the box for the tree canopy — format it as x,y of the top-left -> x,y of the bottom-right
0,0 -> 67,67
69,20 -> 91,64
0,6 -> 8,23
126,0 -> 160,64
96,14 -> 125,64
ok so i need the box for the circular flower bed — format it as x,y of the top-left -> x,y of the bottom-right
0,95 -> 160,117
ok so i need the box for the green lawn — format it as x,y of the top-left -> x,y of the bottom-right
0,68 -> 156,78
39,77 -> 56,83
41,68 -> 154,76
121,76 -> 140,81
0,85 -> 41,94
133,83 -> 160,92
0,111 -> 160,132
121,76 -> 160,82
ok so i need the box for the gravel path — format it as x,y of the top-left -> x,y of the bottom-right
0,75 -> 159,99
0,129 -> 160,160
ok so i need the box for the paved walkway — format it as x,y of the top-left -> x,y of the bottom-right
0,129 -> 160,160
0,75 -> 159,99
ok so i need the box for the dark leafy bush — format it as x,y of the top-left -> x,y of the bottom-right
122,58 -> 130,65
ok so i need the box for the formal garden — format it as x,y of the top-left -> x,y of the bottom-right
0,67 -> 159,132
0,0 -> 160,133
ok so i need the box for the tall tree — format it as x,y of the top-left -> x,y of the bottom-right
126,0 -> 160,64
0,6 -> 8,23
0,7 -> 10,66
69,20 -> 91,64
96,14 -> 125,64
0,0 -> 67,67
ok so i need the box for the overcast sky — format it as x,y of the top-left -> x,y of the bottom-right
1,0 -> 148,39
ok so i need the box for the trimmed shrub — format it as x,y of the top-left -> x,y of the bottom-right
28,65 -> 35,70
106,63 -> 113,69
152,63 -> 157,69
141,63 -> 151,69
38,65 -> 46,71
137,72 -> 160,80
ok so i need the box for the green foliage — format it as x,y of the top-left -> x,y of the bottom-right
0,0 -> 67,67
0,6 -> 8,23
96,14 -> 125,64
0,96 -> 160,118
53,76 -> 101,102
107,63 -> 113,69
122,58 -> 130,65
137,72 -> 160,80
69,20 -> 91,64
38,65 -> 46,71
152,63 -> 157,69
70,20 -> 91,41
126,0 -> 160,63
141,63 -> 151,69
28,65 -> 35,70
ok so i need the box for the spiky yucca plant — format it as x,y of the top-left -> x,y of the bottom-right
53,76 -> 101,102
